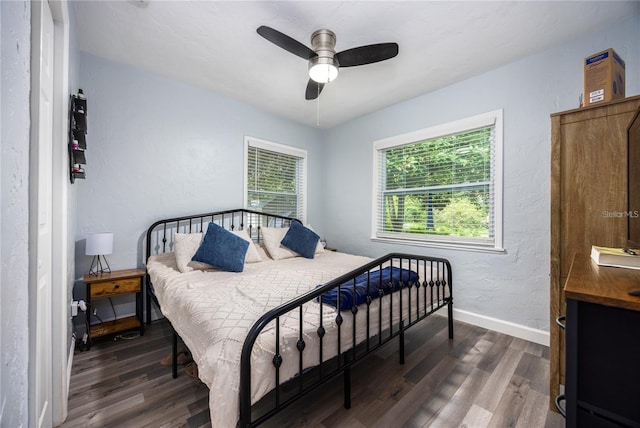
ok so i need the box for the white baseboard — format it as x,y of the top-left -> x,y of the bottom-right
67,336 -> 76,393
435,307 -> 549,346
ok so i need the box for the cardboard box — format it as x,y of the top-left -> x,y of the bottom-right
584,48 -> 625,106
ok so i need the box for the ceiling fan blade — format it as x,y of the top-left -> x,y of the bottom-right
257,26 -> 317,60
335,43 -> 399,67
305,79 -> 325,100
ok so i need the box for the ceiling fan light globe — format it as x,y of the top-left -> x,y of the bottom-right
308,56 -> 339,83
309,63 -> 338,83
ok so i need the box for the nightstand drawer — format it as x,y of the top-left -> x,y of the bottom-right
91,277 -> 140,298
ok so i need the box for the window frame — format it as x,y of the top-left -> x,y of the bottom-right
243,136 -> 308,223
371,110 -> 504,252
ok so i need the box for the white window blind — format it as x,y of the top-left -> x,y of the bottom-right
244,137 -> 307,222
373,110 -> 503,250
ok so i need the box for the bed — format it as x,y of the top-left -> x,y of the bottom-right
145,208 -> 453,427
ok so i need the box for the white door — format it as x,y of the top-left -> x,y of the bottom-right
30,1 -> 55,426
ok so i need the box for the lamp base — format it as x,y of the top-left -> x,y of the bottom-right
89,255 -> 111,276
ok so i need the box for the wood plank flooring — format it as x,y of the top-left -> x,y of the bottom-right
61,317 -> 565,428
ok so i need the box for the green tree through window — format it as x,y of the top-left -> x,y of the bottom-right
374,110 -> 502,249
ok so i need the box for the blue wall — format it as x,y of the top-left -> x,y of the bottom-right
75,53 -> 323,318
76,52 -> 324,269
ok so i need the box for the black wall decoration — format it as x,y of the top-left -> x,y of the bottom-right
69,89 -> 87,182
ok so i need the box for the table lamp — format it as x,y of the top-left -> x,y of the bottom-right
86,232 -> 113,275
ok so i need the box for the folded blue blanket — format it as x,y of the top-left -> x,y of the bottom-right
318,266 -> 419,311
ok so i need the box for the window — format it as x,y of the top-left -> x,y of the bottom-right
373,110 -> 503,251
244,137 -> 307,222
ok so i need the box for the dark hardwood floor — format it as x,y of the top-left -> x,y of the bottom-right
61,317 -> 565,428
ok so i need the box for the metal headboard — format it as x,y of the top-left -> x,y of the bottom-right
145,208 -> 295,259
144,208 -> 296,323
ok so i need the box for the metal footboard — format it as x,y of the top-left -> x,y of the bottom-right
239,253 -> 453,427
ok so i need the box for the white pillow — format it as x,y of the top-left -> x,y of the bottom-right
232,229 -> 262,263
174,230 -> 261,273
261,227 -> 298,260
255,244 -> 271,261
174,232 -> 213,273
307,224 -> 325,254
261,226 -> 324,260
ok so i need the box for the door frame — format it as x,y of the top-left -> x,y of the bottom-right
49,1 -> 70,425
29,0 -> 70,426
29,0 -> 55,424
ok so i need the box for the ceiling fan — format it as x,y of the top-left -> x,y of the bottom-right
257,26 -> 399,100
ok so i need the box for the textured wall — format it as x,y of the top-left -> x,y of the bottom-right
321,15 -> 640,334
0,0 -> 31,425
75,53 -> 323,319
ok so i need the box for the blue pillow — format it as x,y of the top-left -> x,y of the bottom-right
280,221 -> 320,259
192,222 -> 249,272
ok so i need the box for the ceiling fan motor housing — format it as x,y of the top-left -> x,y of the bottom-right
309,29 -> 339,82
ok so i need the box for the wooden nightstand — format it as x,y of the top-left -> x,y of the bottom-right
83,268 -> 145,349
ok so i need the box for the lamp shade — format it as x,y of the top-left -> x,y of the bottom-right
86,232 -> 113,256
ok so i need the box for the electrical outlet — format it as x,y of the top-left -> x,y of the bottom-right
82,333 -> 88,344
71,301 -> 79,317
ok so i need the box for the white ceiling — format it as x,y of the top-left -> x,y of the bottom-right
74,1 -> 639,129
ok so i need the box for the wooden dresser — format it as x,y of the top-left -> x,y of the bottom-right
550,95 -> 640,408
563,254 -> 640,426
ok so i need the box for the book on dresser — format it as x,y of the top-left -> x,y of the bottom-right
590,245 -> 640,269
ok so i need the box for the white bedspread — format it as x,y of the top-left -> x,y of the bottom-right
147,251 -> 378,427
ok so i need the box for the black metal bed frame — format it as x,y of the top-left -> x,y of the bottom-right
145,208 -> 453,427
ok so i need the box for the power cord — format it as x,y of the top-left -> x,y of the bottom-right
80,302 -> 105,351
108,297 -> 118,321
115,332 -> 139,340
